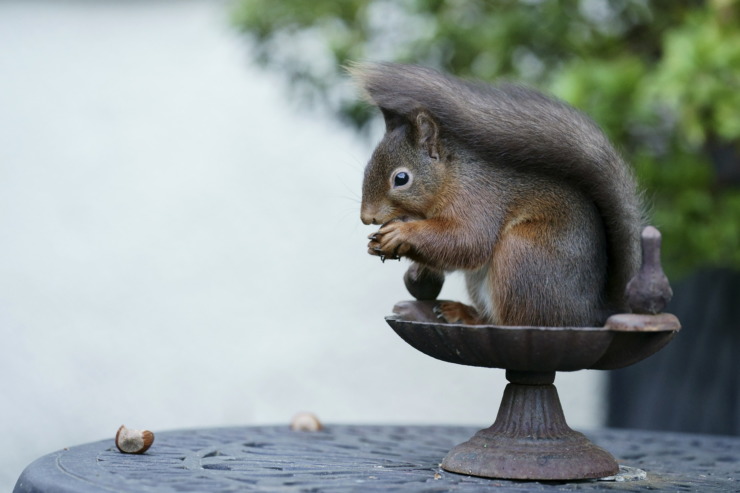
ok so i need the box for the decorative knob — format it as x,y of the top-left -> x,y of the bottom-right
625,226 -> 673,314
403,263 -> 445,300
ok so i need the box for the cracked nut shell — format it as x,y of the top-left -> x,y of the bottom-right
115,425 -> 154,454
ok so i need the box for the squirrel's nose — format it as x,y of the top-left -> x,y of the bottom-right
360,203 -> 379,225
360,213 -> 376,225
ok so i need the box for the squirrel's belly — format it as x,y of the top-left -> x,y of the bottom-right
465,266 -> 497,324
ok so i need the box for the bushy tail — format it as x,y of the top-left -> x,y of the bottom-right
349,62 -> 641,311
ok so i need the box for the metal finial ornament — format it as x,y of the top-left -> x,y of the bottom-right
626,226 -> 673,314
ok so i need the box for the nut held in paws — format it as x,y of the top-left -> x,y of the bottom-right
115,425 -> 154,454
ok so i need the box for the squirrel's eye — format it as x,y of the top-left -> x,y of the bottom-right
393,171 -> 410,188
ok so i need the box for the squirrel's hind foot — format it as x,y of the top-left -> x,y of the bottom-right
434,301 -> 484,325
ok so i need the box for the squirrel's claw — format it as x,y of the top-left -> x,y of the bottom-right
371,247 -> 387,263
373,250 -> 400,263
432,305 -> 446,321
368,222 -> 408,262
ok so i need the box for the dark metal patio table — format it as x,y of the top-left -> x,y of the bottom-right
14,424 -> 740,492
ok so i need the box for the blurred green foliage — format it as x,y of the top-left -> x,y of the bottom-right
233,0 -> 740,278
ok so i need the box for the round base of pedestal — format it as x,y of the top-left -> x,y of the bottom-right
442,381 -> 619,480
441,427 -> 619,480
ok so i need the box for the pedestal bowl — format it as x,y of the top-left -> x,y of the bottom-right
386,302 -> 679,480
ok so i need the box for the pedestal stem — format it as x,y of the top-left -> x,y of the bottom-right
491,382 -> 572,439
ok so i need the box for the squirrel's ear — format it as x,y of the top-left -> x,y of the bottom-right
414,111 -> 440,160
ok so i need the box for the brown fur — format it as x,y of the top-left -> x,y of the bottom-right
352,62 -> 641,327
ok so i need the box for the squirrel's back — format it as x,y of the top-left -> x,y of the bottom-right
351,62 -> 642,314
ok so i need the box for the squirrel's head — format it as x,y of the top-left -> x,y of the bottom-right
360,109 -> 447,226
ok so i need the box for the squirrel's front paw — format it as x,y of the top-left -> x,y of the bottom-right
367,221 -> 414,262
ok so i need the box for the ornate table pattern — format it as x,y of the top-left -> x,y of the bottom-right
14,425 -> 740,492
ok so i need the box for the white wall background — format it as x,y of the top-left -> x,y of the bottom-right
0,1 -> 606,489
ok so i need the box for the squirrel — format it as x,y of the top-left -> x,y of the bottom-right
350,62 -> 642,327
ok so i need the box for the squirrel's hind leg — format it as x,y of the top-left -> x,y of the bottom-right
490,213 -> 606,327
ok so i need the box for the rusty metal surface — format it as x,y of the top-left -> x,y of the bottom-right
387,317 -> 613,372
604,313 -> 681,332
590,331 -> 677,370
